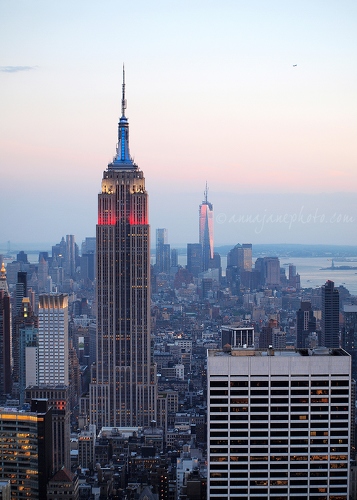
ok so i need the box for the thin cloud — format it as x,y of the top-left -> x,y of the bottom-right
0,65 -> 37,73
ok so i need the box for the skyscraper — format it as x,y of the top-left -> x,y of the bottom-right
0,263 -> 11,403
36,294 -> 71,471
0,400 -> 53,499
199,183 -> 213,271
186,243 -> 202,278
65,234 -> 77,278
38,293 -> 69,385
321,280 -> 340,348
90,69 -> 157,429
156,228 -> 167,271
12,297 -> 38,403
296,300 -> 316,348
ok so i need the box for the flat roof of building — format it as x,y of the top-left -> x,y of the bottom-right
208,347 -> 349,357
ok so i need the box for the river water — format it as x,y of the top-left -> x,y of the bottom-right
279,256 -> 357,295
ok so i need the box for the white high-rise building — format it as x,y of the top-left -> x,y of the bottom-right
38,293 -> 69,385
207,347 -> 351,499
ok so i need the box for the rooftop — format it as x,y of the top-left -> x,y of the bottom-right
208,347 -> 349,357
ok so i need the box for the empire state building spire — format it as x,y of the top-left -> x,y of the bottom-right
110,65 -> 135,168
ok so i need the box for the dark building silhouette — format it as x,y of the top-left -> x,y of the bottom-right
12,297 -> 38,403
171,248 -> 178,268
26,386 -> 71,472
342,305 -> 357,382
296,301 -> 316,348
174,268 -> 193,289
258,318 -> 278,348
15,271 -> 27,314
0,263 -> 11,402
16,250 -> 28,264
81,252 -> 95,283
47,467 -> 79,499
254,256 -> 280,287
156,228 -> 170,273
321,280 -> 340,348
187,243 -> 202,278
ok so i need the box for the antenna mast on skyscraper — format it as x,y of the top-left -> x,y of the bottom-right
204,181 -> 208,204
122,64 -> 127,117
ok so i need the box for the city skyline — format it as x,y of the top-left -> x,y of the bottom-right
1,1 -> 356,247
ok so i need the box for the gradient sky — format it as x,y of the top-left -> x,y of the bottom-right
1,0 -> 356,250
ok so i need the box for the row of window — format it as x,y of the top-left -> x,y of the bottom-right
210,379 -> 350,386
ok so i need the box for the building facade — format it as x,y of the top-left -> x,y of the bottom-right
207,347 -> 351,499
156,228 -> 170,273
0,400 -> 53,499
38,294 -> 69,385
25,385 -> 71,472
187,243 -> 202,278
90,69 -> 157,429
296,301 -> 316,349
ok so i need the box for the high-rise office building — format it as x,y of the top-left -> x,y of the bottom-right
16,250 -> 28,265
0,263 -> 11,403
15,271 -> 27,315
0,400 -> 53,499
12,297 -> 38,403
321,280 -> 340,348
81,236 -> 96,284
296,300 -> 316,348
38,294 -> 69,385
207,346 -> 351,499
264,256 -> 281,287
199,183 -> 214,271
156,228 -> 170,273
187,243 -> 202,278
37,255 -> 49,292
171,248 -> 178,268
226,243 -> 252,292
90,69 -> 157,429
25,385 -> 71,471
36,294 -> 70,471
65,234 -> 77,278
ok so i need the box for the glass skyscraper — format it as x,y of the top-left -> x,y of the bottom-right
199,183 -> 214,272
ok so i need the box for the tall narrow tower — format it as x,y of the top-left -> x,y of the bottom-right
90,69 -> 157,429
321,279 -> 340,348
0,263 -> 12,402
199,183 -> 213,272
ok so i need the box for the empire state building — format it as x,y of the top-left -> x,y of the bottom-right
90,70 -> 157,429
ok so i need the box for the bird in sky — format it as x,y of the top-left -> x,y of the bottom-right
293,64 -> 297,67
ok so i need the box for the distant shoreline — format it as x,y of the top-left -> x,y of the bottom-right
319,266 -> 357,271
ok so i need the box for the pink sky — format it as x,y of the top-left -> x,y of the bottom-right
1,0 -> 356,247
